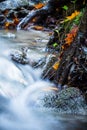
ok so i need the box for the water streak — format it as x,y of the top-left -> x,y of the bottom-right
0,30 -> 87,130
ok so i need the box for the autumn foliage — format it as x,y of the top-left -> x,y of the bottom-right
64,10 -> 80,22
62,26 -> 79,50
5,17 -> 19,29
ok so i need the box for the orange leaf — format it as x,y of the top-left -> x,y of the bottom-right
5,22 -> 10,28
5,22 -> 15,29
32,25 -> 44,30
32,17 -> 37,22
53,61 -> 60,70
34,3 -> 45,9
13,17 -> 19,25
66,10 -> 80,21
62,26 -> 78,50
61,10 -> 80,23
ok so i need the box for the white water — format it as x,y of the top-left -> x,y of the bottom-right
0,30 -> 87,130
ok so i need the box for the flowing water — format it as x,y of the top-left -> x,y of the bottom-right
0,30 -> 87,130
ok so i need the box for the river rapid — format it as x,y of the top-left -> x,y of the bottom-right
0,30 -> 87,130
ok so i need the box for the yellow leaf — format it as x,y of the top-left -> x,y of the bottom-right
5,22 -> 10,28
53,61 -> 60,70
66,11 -> 80,21
13,17 -> 19,25
61,10 -> 80,23
5,22 -> 15,29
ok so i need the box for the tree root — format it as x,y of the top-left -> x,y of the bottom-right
17,0 -> 85,30
17,4 -> 54,29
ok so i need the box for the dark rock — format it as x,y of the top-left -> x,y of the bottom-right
40,87 -> 87,115
7,10 -> 17,19
85,91 -> 87,103
7,9 -> 28,19
42,54 -> 58,80
11,49 -> 29,64
0,14 -> 6,25
10,48 -> 47,66
15,9 -> 28,19
0,0 -> 6,2
32,57 -> 46,68
46,30 -> 60,52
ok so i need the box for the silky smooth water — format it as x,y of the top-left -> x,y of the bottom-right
0,30 -> 87,130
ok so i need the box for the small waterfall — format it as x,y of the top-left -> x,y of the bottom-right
0,30 -> 87,130
0,33 -> 57,130
0,55 -> 57,130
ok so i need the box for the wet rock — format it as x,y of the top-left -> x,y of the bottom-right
85,91 -> 87,103
7,10 -> 17,19
7,8 -> 28,19
41,87 -> 87,115
32,57 -> 46,68
42,54 -> 58,79
0,0 -> 29,11
0,14 -> 6,25
11,49 -> 29,64
10,47 -> 47,66
15,9 -> 28,19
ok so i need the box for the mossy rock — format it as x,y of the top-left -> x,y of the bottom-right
40,87 -> 87,115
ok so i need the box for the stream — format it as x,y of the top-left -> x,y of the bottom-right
0,29 -> 87,130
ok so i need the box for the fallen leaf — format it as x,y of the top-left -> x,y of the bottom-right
34,3 -> 45,9
32,25 -> 44,30
53,61 -> 60,70
61,10 -> 80,23
62,25 -> 78,50
5,22 -> 15,29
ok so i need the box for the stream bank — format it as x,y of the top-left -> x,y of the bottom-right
0,0 -> 87,130
0,26 -> 87,130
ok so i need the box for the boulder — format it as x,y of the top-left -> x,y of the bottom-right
10,49 -> 29,64
40,87 -> 87,115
